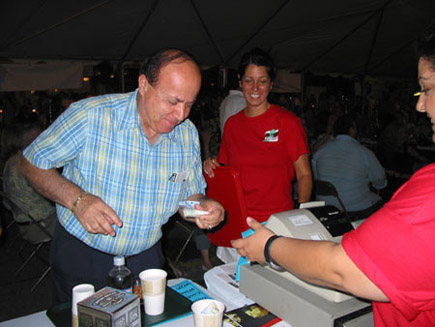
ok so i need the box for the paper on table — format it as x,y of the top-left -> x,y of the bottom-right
170,279 -> 213,302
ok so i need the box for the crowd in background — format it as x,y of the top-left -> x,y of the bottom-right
0,65 -> 433,279
1,73 -> 433,199
187,79 -> 433,180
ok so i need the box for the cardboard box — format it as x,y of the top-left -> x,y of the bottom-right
77,287 -> 141,327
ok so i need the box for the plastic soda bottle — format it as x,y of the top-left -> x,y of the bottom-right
107,255 -> 134,292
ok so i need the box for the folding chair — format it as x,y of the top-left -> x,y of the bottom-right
312,179 -> 352,223
0,190 -> 52,292
163,214 -> 197,278
204,166 -> 249,247
172,219 -> 196,265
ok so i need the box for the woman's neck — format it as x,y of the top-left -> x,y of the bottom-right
244,102 -> 271,117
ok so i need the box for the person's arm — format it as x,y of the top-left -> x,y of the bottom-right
19,155 -> 122,236
179,193 -> 225,229
366,150 -> 387,190
203,157 -> 221,178
231,217 -> 389,302
294,153 -> 312,204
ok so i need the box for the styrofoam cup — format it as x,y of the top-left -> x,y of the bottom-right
191,299 -> 225,327
139,269 -> 167,315
72,283 -> 95,327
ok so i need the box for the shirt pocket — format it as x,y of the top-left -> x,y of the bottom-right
156,178 -> 187,220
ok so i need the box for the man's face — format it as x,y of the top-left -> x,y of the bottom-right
416,58 -> 435,143
138,60 -> 201,140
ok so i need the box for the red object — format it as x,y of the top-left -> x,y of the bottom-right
205,166 -> 249,247
342,163 -> 435,326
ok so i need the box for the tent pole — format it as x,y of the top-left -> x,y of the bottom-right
190,0 -> 224,64
224,0 -> 291,65
361,74 -> 366,117
120,0 -> 160,62
0,1 -> 111,51
300,0 -> 394,72
301,71 -> 305,114
119,62 -> 125,93
364,9 -> 384,74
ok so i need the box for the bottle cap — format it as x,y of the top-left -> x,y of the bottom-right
114,255 -> 125,266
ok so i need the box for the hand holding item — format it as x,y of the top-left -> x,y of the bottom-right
71,192 -> 123,237
193,199 -> 225,230
231,217 -> 275,263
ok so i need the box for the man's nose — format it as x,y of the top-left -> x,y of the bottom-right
173,103 -> 186,121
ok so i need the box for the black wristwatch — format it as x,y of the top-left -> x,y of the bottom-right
264,235 -> 283,270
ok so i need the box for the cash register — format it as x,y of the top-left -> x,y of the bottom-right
239,203 -> 374,327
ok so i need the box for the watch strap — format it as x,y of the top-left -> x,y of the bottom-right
264,235 -> 282,269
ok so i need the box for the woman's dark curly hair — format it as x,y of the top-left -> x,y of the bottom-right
238,48 -> 276,81
417,21 -> 435,70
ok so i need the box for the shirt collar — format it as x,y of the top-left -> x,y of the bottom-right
117,88 -> 177,143
336,134 -> 359,144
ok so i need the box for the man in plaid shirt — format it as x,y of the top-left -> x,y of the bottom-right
20,48 -> 224,302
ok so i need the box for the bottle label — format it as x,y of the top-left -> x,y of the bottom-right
121,287 -> 133,293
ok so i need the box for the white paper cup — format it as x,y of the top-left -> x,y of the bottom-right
191,299 -> 225,327
139,269 -> 167,315
72,283 -> 95,327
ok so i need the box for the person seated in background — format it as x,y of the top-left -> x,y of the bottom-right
377,109 -> 429,174
310,111 -> 339,153
312,114 -> 387,220
3,121 -> 57,241
232,21 -> 435,326
0,124 -> 20,174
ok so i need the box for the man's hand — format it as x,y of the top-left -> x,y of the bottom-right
231,217 -> 274,263
192,199 -> 225,230
73,193 -> 122,236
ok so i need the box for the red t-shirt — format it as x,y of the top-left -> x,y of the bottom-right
342,163 -> 435,326
218,104 -> 309,222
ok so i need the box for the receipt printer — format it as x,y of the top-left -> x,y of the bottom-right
239,204 -> 374,327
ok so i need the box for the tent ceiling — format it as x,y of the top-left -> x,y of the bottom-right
1,0 -> 434,78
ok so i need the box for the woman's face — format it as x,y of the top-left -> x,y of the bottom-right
416,57 -> 435,143
240,64 -> 272,109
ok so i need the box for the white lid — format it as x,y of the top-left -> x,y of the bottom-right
114,255 -> 125,266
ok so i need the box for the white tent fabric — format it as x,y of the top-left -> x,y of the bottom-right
272,71 -> 301,93
0,61 -> 83,91
1,0 -> 434,78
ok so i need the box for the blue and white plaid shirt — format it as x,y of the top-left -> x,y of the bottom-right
23,89 -> 206,255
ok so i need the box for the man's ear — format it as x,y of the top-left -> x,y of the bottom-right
138,74 -> 149,94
